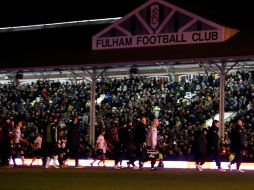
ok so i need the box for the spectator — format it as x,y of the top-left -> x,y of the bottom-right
42,115 -> 59,168
63,115 -> 82,168
228,118 -> 246,172
146,118 -> 159,170
194,128 -> 208,171
90,130 -> 107,167
134,116 -> 147,170
206,120 -> 226,171
0,116 -> 12,167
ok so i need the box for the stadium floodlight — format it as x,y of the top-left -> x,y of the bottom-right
0,17 -> 122,33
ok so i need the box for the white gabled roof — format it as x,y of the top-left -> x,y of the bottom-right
93,0 -> 226,38
92,0 -> 239,50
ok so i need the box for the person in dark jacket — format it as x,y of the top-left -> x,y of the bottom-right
228,118 -> 246,172
0,116 -> 12,167
194,128 -> 208,171
63,115 -> 82,168
134,116 -> 147,170
207,120 -> 226,171
124,119 -> 138,169
113,123 -> 125,169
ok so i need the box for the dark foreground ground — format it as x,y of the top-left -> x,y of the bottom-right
0,167 -> 254,190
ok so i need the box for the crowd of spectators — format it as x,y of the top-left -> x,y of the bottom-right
0,68 -> 254,162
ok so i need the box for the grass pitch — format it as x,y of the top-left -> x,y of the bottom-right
0,167 -> 254,190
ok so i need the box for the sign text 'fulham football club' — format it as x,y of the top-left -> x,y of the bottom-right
95,31 -> 220,49
92,0 -> 239,50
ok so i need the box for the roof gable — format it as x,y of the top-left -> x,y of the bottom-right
92,0 -> 239,50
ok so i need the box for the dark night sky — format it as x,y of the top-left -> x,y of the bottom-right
0,0 -> 253,70
0,0 -> 252,28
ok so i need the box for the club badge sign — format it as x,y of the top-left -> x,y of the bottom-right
92,0 -> 239,50
150,5 -> 159,29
